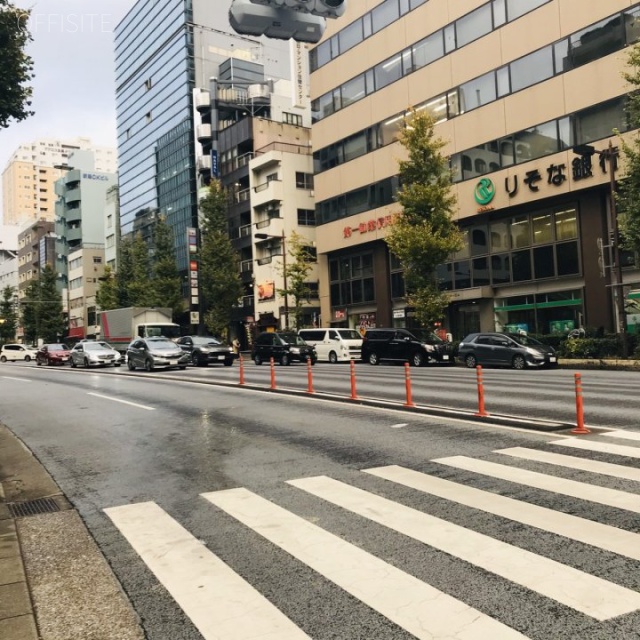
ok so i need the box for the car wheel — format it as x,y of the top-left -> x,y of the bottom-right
328,351 -> 338,364
0,356 -> 6,363
191,353 -> 200,367
281,354 -> 290,366
411,352 -> 424,367
179,366 -> 187,370
114,363 -> 121,367
464,354 -> 478,368
254,354 -> 262,365
368,352 -> 379,365
24,356 -> 31,362
512,355 -> 527,370
84,358 -> 90,369
224,359 -> 233,367
144,359 -> 154,372
36,358 -> 42,366
70,358 -> 76,368
127,359 -> 135,371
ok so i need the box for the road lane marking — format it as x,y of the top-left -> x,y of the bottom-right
601,430 -> 640,442
104,501 -> 309,640
550,438 -> 640,460
289,475 -> 640,621
496,447 -> 640,483
390,423 -> 408,429
202,487 -> 528,640
87,392 -> 155,411
2,376 -> 32,382
434,456 -> 640,514
364,464 -> 640,562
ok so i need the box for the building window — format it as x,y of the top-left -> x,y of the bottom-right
93,256 -> 102,264
283,112 -> 302,126
295,172 -> 314,189
329,252 -> 375,306
297,209 -> 316,226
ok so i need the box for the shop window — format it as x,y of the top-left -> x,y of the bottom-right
491,254 -> 511,284
556,241 -> 580,276
533,245 -> 555,278
472,257 -> 490,286
532,213 -> 553,244
512,249 -> 532,282
453,260 -> 471,289
555,208 -> 578,240
510,216 -> 531,248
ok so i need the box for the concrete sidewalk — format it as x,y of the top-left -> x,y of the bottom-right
0,423 -> 144,640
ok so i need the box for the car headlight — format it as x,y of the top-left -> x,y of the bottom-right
290,347 -> 301,354
526,348 -> 544,358
423,344 -> 435,352
199,347 -> 210,353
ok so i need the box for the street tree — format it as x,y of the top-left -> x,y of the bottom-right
128,233 -> 154,306
115,236 -> 134,307
151,216 -> 184,320
279,231 -> 316,329
199,179 -> 243,337
0,285 -> 17,344
618,43 -> 640,254
21,280 -> 39,344
95,265 -> 118,311
385,109 -> 463,328
38,265 -> 65,342
0,1 -> 33,129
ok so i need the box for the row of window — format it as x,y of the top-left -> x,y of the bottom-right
311,0 -> 548,72
311,4 -> 640,125
329,252 -> 376,307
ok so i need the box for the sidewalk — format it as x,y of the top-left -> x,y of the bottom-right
0,423 -> 144,640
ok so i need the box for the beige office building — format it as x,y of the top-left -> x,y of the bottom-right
2,138 -> 117,227
310,0 -> 640,337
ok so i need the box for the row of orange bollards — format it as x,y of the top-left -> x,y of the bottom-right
237,355 -> 590,434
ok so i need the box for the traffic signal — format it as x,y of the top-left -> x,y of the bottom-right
249,0 -> 346,18
229,0 -> 326,43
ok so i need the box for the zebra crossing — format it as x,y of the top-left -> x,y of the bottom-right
104,429 -> 640,639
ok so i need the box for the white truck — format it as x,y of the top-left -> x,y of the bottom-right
98,307 -> 181,353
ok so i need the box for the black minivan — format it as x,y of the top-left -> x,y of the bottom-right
361,328 -> 454,366
252,331 -> 317,366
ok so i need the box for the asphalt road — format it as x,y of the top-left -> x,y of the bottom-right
2,362 -> 640,639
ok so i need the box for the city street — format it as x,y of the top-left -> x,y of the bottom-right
2,363 -> 640,638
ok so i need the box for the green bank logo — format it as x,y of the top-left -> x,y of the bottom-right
474,178 -> 495,205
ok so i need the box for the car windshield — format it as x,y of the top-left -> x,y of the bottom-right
280,333 -> 306,345
146,325 -> 181,339
509,334 -> 543,346
407,329 -> 444,344
49,344 -> 69,351
337,330 -> 362,340
192,336 -> 223,345
85,342 -> 111,351
147,340 -> 176,351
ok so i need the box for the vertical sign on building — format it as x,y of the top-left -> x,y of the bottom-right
289,41 -> 310,109
187,228 -> 199,329
211,149 -> 219,178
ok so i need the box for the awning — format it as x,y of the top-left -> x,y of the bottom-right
628,290 -> 640,300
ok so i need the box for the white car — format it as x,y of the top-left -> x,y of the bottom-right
0,344 -> 38,363
69,341 -> 122,368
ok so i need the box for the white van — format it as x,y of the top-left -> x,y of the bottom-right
298,328 -> 363,363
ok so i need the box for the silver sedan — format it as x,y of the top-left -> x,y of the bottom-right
70,341 -> 122,368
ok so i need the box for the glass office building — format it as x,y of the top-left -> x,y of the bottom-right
115,0 -> 197,274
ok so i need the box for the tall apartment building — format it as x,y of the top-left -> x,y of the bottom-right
310,0 -> 640,337
0,225 -> 19,293
2,138 -> 117,227
67,245 -> 105,340
16,219 -> 55,303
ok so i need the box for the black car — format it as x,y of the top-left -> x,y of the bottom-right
361,328 -> 454,366
457,332 -> 558,369
252,331 -> 317,366
176,335 -> 235,367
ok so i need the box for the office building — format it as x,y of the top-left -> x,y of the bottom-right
0,225 -> 19,292
310,0 -> 640,337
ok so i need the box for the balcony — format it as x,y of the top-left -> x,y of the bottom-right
197,123 -> 212,141
194,89 -> 210,112
66,225 -> 82,244
252,179 -> 283,208
197,155 -> 211,173
65,187 -> 81,203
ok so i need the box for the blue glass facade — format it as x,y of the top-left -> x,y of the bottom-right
115,0 -> 196,272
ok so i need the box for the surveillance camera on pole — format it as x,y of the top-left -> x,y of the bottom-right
229,0 -> 326,43
249,0 -> 346,18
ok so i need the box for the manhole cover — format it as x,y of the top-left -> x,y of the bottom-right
7,497 -> 61,518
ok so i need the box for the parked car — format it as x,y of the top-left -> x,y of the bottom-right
298,328 -> 363,363
252,331 -> 317,366
176,335 -> 235,367
69,341 -> 122,368
0,344 -> 38,363
126,336 -> 189,371
457,332 -> 558,369
36,343 -> 71,366
361,328 -> 454,366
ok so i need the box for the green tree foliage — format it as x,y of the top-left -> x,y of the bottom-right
151,216 -> 184,320
95,265 -> 118,311
199,180 -> 243,337
385,110 -> 463,327
618,43 -> 640,254
0,1 -> 33,129
115,236 -> 134,307
129,233 -> 153,306
0,285 -> 17,344
21,280 -> 39,345
20,267 -> 65,343
279,231 -> 316,329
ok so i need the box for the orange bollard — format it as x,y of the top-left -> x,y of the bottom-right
403,362 -> 415,407
238,354 -> 245,385
270,357 -> 276,390
306,356 -> 315,394
475,365 -> 489,417
571,373 -> 590,434
349,360 -> 358,400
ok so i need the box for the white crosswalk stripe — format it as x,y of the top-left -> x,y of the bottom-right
602,429 -> 640,442
104,436 -> 640,640
287,475 -> 640,620
202,487 -> 528,640
434,455 -> 640,513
